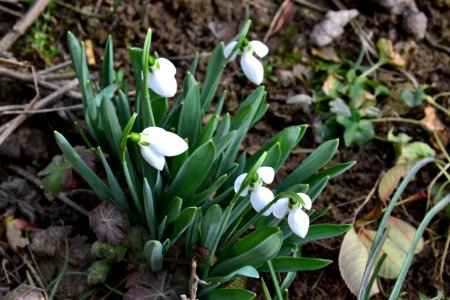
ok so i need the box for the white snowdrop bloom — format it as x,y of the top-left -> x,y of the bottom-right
223,39 -> 269,85
147,57 -> 177,98
234,167 -> 275,216
272,193 -> 312,238
137,127 -> 188,171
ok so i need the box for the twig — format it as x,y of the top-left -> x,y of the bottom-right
292,0 -> 328,12
57,193 -> 89,217
0,4 -> 23,17
0,104 -> 83,115
0,66 -> 81,99
438,223 -> 450,286
0,0 -> 52,51
0,78 -> 78,144
351,172 -> 383,224
38,60 -> 72,75
0,57 -> 29,68
21,254 -> 46,290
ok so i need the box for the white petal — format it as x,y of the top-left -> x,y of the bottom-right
234,173 -> 249,197
257,167 -> 275,184
140,144 -> 166,171
250,187 -> 274,216
140,127 -> 187,157
272,198 -> 289,219
240,53 -> 264,85
298,193 -> 312,210
147,70 -> 177,98
288,207 -> 310,238
223,41 -> 238,61
250,41 -> 269,58
156,58 -> 176,76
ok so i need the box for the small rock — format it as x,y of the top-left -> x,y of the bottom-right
277,69 -> 294,87
402,9 -> 428,40
311,9 -> 359,46
377,0 -> 412,15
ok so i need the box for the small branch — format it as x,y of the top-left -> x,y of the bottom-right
0,103 -> 83,115
0,66 -> 81,99
0,4 -> 23,17
0,78 -> 79,145
0,0 -> 52,51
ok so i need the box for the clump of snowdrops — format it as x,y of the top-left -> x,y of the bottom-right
55,21 -> 353,299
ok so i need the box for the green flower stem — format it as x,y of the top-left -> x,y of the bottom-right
388,194 -> 450,300
221,198 -> 278,254
267,260 -> 283,300
366,158 -> 435,266
426,98 -> 450,117
434,131 -> 450,163
369,117 -> 423,126
358,59 -> 387,79
202,191 -> 241,278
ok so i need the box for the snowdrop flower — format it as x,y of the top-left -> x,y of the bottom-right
147,56 -> 177,98
271,193 -> 312,238
223,39 -> 269,85
234,167 -> 275,216
130,127 -> 188,171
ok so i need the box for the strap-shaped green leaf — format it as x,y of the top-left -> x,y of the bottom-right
277,139 -> 339,191
201,266 -> 259,296
99,96 -> 122,160
101,35 -> 114,88
168,207 -> 198,246
246,125 -> 307,171
290,224 -> 352,244
258,257 -> 332,272
208,288 -> 256,300
186,174 -> 228,207
305,161 -> 356,184
194,115 -> 218,150
200,205 -> 222,249
54,132 -> 111,200
200,42 -> 225,110
97,147 -> 131,216
211,227 -> 282,276
178,82 -> 201,146
164,197 -> 182,224
143,178 -> 156,239
164,141 -> 216,202
143,240 -> 163,272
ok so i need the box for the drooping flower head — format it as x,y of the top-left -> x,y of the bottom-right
272,193 -> 312,238
147,56 -> 177,98
234,167 -> 275,216
129,127 -> 188,171
224,39 -> 269,85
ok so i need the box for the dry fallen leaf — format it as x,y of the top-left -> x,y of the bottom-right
85,39 -> 96,65
378,163 -> 410,205
421,106 -> 449,149
377,38 -> 406,68
358,217 -> 424,279
5,217 -> 29,251
339,229 -> 380,297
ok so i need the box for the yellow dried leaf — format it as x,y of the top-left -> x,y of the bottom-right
339,229 -> 380,297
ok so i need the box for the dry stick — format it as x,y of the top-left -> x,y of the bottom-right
0,4 -> 23,17
0,0 -> 52,51
0,78 -> 79,145
38,60 -> 72,75
0,66 -> 81,99
21,254 -> 46,290
438,223 -> 450,286
0,103 -> 83,115
0,57 -> 29,68
292,0 -> 328,12
351,172 -> 384,224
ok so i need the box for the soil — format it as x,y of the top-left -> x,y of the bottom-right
1,0 -> 449,299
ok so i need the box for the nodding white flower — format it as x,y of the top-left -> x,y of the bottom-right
147,57 -> 177,98
234,167 -> 275,216
271,193 -> 312,238
135,127 -> 188,171
223,39 -> 269,85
